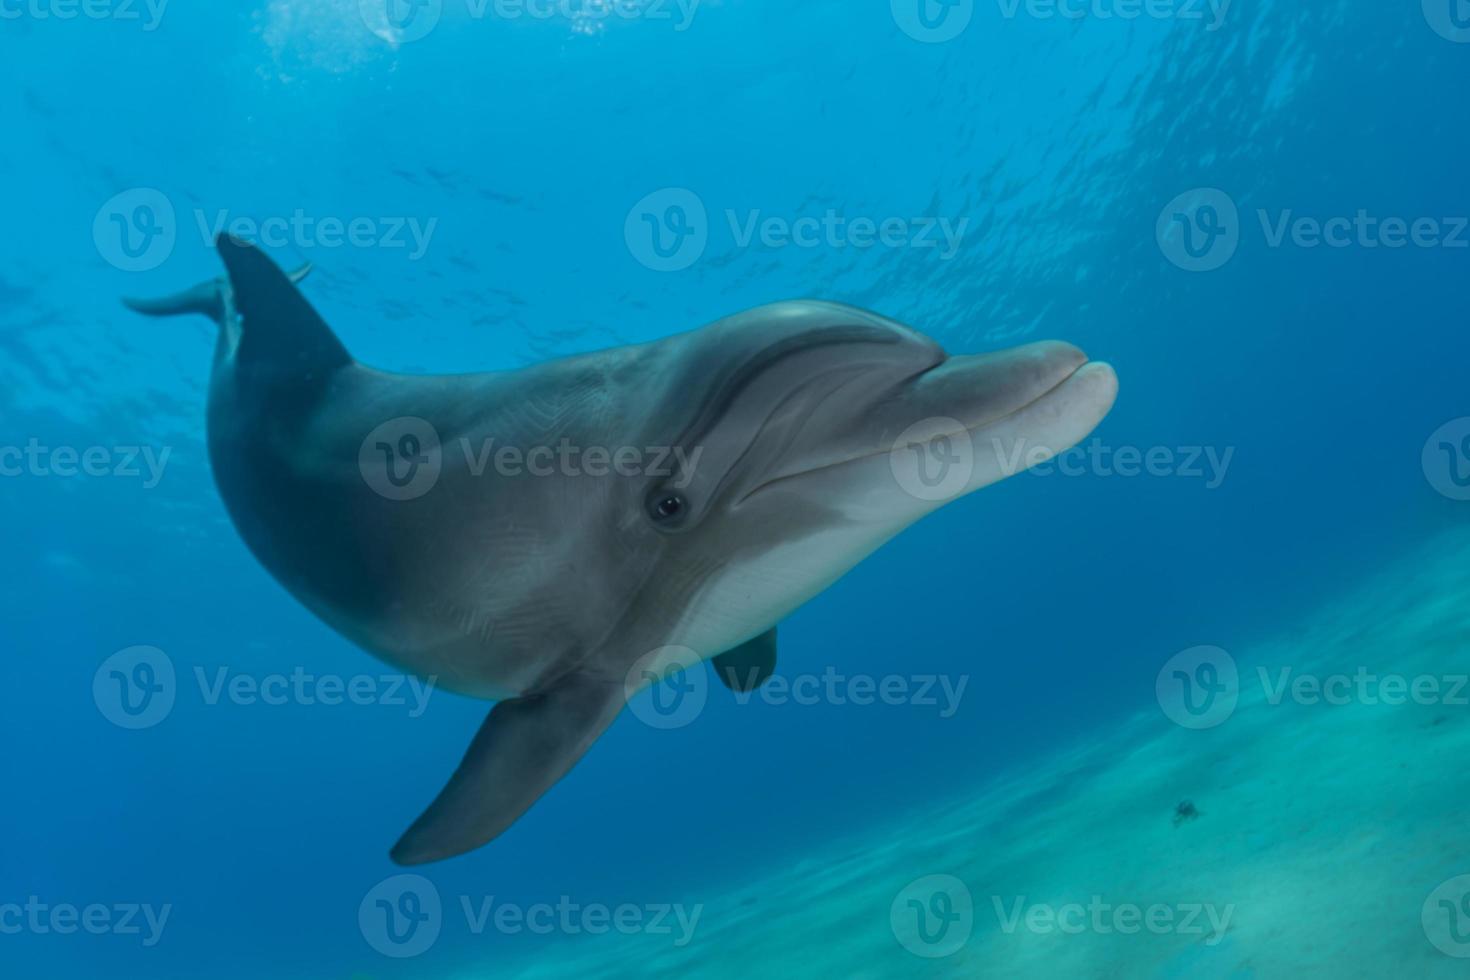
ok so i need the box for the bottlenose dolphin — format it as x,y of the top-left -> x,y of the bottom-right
126,235 -> 1118,864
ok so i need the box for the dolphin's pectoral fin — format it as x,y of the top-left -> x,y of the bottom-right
712,628 -> 778,692
390,672 -> 624,866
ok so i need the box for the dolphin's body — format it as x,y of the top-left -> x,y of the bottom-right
127,235 -> 1118,865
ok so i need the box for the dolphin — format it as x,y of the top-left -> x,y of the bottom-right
125,235 -> 1118,865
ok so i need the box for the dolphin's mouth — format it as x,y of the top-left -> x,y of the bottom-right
736,344 -> 1118,506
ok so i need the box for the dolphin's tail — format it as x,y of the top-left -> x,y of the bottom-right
122,235 -> 351,381
121,260 -> 312,329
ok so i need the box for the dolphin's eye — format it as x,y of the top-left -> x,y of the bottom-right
648,492 -> 686,524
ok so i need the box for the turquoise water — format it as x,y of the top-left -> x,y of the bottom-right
3,1 -> 1470,977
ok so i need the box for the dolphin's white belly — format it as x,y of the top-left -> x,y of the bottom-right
669,523 -> 894,660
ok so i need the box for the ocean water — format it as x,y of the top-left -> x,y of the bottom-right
3,1 -> 1469,977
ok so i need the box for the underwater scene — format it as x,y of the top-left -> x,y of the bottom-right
4,0 -> 1470,977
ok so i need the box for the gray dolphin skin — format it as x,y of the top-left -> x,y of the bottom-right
125,234 -> 1119,865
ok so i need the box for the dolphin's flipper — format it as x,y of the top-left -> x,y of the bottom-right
390,673 -> 625,866
712,628 -> 778,692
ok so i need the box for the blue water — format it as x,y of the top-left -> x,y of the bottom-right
3,1 -> 1469,976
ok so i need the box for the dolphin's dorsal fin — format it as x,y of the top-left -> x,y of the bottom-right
712,628 -> 778,692
215,235 -> 350,374
390,673 -> 625,866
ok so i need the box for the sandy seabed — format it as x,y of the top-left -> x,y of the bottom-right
490,527 -> 1470,979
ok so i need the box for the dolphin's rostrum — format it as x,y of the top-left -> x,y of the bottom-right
126,235 -> 1118,865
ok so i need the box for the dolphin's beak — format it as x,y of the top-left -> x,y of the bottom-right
735,340 -> 1117,515
906,340 -> 1119,497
